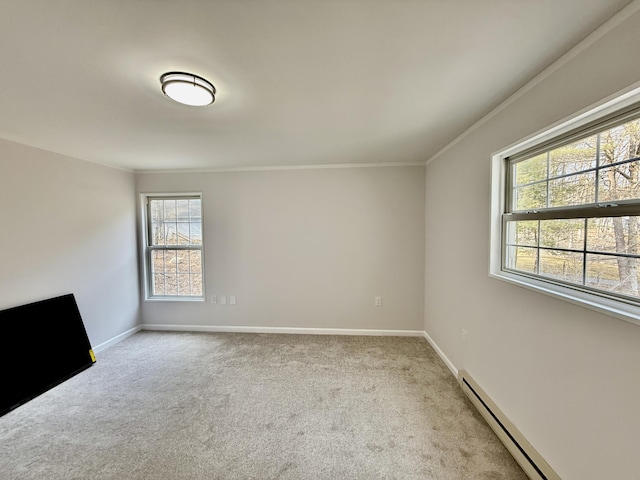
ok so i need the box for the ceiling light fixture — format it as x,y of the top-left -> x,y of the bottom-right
160,71 -> 215,106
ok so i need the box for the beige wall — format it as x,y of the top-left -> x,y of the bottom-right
424,6 -> 640,480
137,166 -> 425,332
0,139 -> 141,349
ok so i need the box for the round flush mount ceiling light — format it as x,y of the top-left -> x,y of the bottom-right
160,71 -> 215,106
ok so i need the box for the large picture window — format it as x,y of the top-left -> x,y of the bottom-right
491,87 -> 640,325
143,194 -> 204,300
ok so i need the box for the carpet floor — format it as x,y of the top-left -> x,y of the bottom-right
0,331 -> 528,479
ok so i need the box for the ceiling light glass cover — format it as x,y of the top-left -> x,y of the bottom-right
160,71 -> 215,106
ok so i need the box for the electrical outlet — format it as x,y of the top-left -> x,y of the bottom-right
210,295 -> 217,304
375,296 -> 382,306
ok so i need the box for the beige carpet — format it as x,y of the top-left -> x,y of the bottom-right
0,331 -> 527,479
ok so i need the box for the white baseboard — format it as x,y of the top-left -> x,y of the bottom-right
423,330 -> 458,377
96,326 -> 456,378
92,325 -> 142,353
142,324 -> 425,337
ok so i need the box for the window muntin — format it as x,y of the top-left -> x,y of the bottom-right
145,195 -> 204,299
503,115 -> 640,303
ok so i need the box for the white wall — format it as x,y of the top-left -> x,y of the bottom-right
424,5 -> 640,480
0,139 -> 141,349
137,166 -> 425,332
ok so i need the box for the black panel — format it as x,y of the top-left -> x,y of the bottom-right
0,293 -> 95,416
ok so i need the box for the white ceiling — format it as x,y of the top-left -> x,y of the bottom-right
0,0 -> 632,171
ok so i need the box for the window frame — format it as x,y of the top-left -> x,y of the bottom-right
140,192 -> 205,302
490,85 -> 640,327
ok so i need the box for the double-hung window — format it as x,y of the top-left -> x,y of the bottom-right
491,88 -> 640,325
142,194 -> 204,300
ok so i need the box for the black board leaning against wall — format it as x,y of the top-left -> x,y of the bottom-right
0,293 -> 96,417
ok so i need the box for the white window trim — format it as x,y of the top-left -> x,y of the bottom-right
139,192 -> 206,302
490,84 -> 640,327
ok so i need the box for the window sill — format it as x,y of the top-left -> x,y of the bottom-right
144,297 -> 205,303
489,270 -> 640,328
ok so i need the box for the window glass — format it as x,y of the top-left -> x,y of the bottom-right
539,250 -> 583,284
514,183 -> 547,211
548,172 -> 596,207
599,118 -> 640,166
146,196 -> 204,299
539,219 -> 584,250
505,220 -> 538,247
513,153 -> 547,186
505,246 -> 537,274
503,111 -> 640,302
548,136 -> 597,177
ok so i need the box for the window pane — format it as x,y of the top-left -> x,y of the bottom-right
540,219 -> 584,250
514,182 -> 546,211
513,153 -> 547,186
177,222 -> 191,245
150,198 -> 201,247
599,118 -> 640,166
164,250 -> 177,272
176,199 -> 190,221
505,220 -> 538,247
539,249 -> 583,284
150,248 -> 202,297
191,274 -> 203,296
150,221 -> 165,246
152,273 -> 165,296
147,196 -> 203,298
164,200 -> 177,221
151,250 -> 165,274
176,250 -> 191,274
548,135 -> 597,177
190,250 -> 202,273
150,200 -> 164,223
548,172 -> 595,207
586,254 -> 640,299
587,217 -> 640,254
505,246 -> 537,273
598,160 -> 640,202
166,223 -> 180,244
177,274 -> 191,295
191,223 -> 202,245
190,199 -> 201,220
503,107 -> 640,307
164,274 -> 177,296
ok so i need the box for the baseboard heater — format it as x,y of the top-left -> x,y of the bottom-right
458,370 -> 561,480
